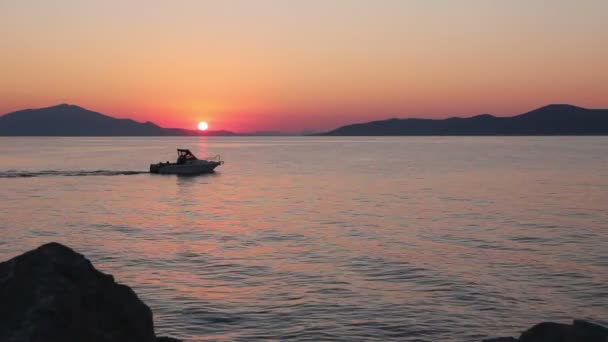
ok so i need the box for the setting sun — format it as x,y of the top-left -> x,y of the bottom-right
197,121 -> 208,131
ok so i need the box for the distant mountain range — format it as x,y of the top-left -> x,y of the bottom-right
0,104 -> 235,136
2,103 -> 608,136
323,104 -> 608,136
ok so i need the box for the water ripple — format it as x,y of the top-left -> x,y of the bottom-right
1,137 -> 607,341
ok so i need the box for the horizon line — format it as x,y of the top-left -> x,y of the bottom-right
0,102 -> 600,134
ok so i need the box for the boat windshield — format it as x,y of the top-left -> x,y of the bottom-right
176,149 -> 198,164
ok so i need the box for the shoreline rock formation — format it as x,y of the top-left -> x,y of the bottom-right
484,320 -> 608,342
0,242 -> 180,342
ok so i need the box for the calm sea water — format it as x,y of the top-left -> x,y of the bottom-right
1,137 -> 607,341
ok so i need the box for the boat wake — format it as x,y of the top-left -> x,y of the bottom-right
0,170 -> 149,178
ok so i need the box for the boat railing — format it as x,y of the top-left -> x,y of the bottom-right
204,154 -> 223,163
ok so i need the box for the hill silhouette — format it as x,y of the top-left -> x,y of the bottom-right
323,104 -> 608,135
4,104 -> 608,136
0,104 -> 235,136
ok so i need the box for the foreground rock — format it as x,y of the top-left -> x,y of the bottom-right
484,319 -> 608,342
0,242 -> 180,342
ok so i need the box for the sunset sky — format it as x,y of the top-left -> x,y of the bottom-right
1,0 -> 607,132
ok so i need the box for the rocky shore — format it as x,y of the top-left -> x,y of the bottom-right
484,320 -> 608,342
0,243 -> 606,341
0,242 -> 180,342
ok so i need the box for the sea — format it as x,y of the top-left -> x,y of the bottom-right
1,136 -> 607,341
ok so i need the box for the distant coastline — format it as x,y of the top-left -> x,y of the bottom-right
1,103 -> 608,136
322,104 -> 608,136
0,104 -> 236,137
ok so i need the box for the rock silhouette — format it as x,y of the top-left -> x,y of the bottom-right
0,242 -> 179,342
485,319 -> 608,342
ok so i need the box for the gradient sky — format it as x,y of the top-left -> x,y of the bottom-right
1,0 -> 607,132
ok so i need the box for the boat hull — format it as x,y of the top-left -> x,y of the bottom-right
150,162 -> 221,175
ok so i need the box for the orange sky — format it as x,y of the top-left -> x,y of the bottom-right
1,1 -> 607,132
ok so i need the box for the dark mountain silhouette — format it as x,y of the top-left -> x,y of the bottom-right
0,104 -> 236,136
323,104 -> 608,135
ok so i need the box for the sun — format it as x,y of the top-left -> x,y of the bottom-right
197,121 -> 209,131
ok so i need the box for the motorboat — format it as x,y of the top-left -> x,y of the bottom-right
150,149 -> 223,175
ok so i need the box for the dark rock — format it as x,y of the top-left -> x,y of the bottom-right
519,322 -> 573,342
571,320 -> 608,341
485,320 -> 608,342
0,242 -> 181,342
